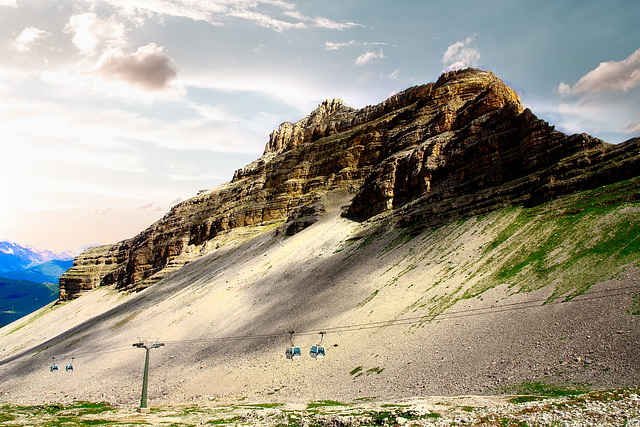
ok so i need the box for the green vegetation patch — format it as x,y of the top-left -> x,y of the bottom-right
357,231 -> 381,250
350,365 -> 385,379
0,401 -> 119,426
628,293 -> 640,315
66,401 -> 114,416
5,390 -> 639,426
381,229 -> 417,255
359,409 -> 422,425
464,176 -> 640,303
0,407 -> 16,423
306,400 -> 348,409
357,289 -> 379,307
238,402 -> 284,409
208,415 -> 242,425
506,380 -> 589,399
353,396 -> 376,402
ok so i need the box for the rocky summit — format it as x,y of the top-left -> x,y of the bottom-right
59,68 -> 639,300
3,69 -> 640,414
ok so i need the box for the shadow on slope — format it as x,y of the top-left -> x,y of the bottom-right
2,178 -> 640,402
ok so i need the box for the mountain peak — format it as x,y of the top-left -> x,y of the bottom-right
264,97 -> 355,154
58,70 -> 640,300
264,68 -> 522,157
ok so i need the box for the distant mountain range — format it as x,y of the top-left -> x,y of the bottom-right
0,240 -> 74,273
0,259 -> 74,284
0,241 -> 74,326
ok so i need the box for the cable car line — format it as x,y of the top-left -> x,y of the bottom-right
60,284 -> 640,354
1,283 -> 636,368
158,284 -> 640,346
318,284 -> 640,334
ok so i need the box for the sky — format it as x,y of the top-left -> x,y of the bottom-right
0,0 -> 639,254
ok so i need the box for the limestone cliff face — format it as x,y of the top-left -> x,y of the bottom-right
264,98 -> 355,154
59,69 -> 640,300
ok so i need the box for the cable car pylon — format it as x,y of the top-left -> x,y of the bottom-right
132,338 -> 164,413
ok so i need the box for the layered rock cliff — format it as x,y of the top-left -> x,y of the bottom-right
59,68 -> 640,300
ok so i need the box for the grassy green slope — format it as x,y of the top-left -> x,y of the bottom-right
355,175 -> 640,321
469,176 -> 640,301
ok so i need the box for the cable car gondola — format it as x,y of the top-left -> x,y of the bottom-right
285,331 -> 301,360
65,357 -> 74,372
310,332 -> 326,359
50,357 -> 58,372
285,346 -> 301,360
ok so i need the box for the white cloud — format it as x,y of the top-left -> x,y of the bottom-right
623,119 -> 640,134
555,82 -> 572,96
65,12 -> 125,56
325,40 -> 391,51
441,36 -> 480,72
227,9 -> 306,32
325,40 -> 357,50
356,49 -> 384,66
0,86 -> 260,250
0,0 -> 16,6
557,48 -> 640,95
313,17 -> 360,30
550,48 -> 640,141
13,27 -> 49,52
39,43 -> 185,101
281,8 -> 305,21
540,88 -> 640,142
124,0 -> 224,23
281,9 -> 359,30
94,43 -> 178,91
100,0 -> 359,33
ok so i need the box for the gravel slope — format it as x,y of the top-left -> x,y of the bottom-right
1,191 -> 639,414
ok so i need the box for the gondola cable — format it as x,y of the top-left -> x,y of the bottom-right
1,283 -> 635,368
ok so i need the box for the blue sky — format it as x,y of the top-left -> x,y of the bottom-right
0,0 -> 639,253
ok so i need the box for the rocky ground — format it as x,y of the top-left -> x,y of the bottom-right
1,389 -> 639,426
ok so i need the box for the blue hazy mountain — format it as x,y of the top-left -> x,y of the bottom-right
0,259 -> 74,284
0,240 -> 74,273
0,241 -> 74,327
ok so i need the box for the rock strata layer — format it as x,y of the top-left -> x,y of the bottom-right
59,69 -> 640,300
